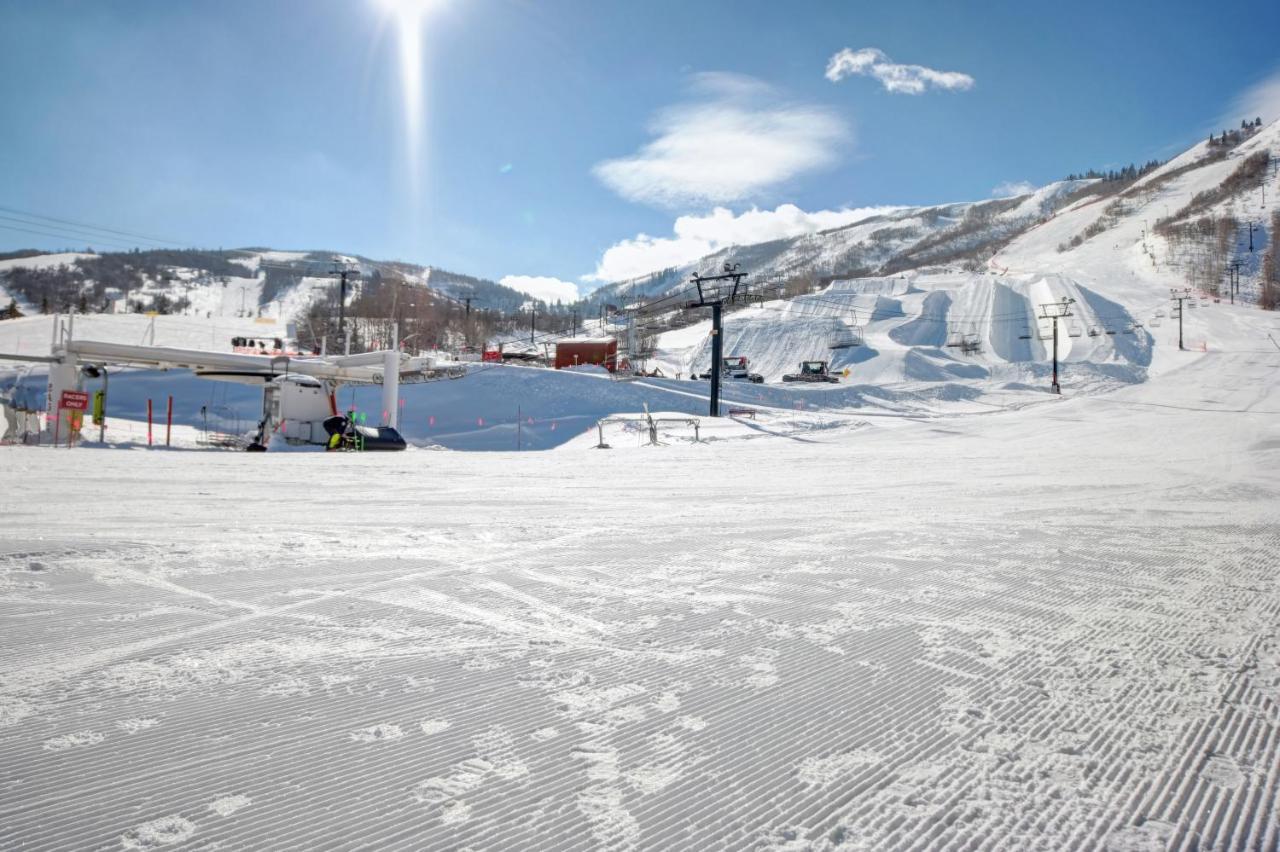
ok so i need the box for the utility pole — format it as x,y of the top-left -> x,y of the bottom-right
1248,221 -> 1256,253
1037,297 -> 1075,394
1171,288 -> 1191,350
686,263 -> 749,416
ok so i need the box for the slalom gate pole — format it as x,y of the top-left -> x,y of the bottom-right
147,399 -> 153,446
166,396 -> 173,447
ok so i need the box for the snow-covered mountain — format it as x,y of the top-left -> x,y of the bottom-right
606,118 -> 1279,394
589,118 -> 1279,313
584,181 -> 1098,309
0,247 -> 543,326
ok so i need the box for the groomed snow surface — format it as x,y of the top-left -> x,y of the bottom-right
3,304 -> 1280,850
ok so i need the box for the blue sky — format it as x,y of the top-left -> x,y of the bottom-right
2,0 -> 1279,300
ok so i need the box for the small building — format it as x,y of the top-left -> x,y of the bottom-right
554,338 -> 618,372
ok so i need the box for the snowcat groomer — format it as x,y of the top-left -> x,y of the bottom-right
782,360 -> 840,383
695,355 -> 764,384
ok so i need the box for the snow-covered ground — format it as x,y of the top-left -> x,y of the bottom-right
3,307 -> 1279,849
2,118 -> 1280,850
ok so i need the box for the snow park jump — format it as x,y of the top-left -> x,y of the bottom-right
4,4 -> 1280,849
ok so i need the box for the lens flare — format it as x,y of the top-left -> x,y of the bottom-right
373,0 -> 445,199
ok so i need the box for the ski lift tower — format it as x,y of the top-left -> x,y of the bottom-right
1037,297 -> 1075,395
330,258 -> 360,354
686,263 -> 749,417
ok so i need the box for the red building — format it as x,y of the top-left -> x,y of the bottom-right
554,338 -> 618,371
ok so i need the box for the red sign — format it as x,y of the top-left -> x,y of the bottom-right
59,390 -> 89,411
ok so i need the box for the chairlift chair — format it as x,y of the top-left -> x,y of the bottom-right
1068,322 -> 1083,338
828,321 -> 864,349
1104,326 -> 1118,335
1087,325 -> 1101,338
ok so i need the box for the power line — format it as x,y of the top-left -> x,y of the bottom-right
0,205 -> 185,247
0,221 -> 144,252
0,215 -> 172,251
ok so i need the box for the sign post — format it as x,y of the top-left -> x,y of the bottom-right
57,391 -> 88,448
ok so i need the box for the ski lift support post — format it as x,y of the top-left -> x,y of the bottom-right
1170,288 -> 1192,350
330,258 -> 360,355
685,263 -> 749,417
1037,297 -> 1075,395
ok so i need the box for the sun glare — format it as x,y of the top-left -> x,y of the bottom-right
373,0 -> 447,200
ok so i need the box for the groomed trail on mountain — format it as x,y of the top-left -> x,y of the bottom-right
2,322 -> 1278,850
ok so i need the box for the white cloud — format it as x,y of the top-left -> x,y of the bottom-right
499,275 -> 580,304
592,72 -> 848,208
1225,66 -> 1280,125
584,203 -> 898,284
826,47 -> 974,95
991,180 -> 1036,198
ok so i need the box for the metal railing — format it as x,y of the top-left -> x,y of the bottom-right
595,406 -> 700,448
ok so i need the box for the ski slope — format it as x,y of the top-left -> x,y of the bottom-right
2,312 -> 1279,850
654,272 -> 1151,393
994,120 -> 1280,312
